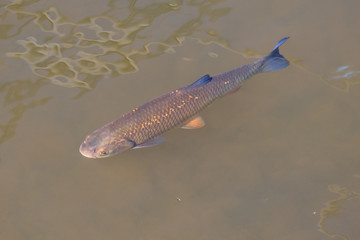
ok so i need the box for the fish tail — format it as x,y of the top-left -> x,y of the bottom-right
260,37 -> 290,73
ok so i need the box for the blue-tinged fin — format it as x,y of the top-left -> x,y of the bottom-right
133,137 -> 165,149
182,74 -> 212,91
260,37 -> 290,73
272,37 -> 289,51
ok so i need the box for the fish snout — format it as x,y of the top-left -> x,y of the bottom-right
79,142 -> 97,158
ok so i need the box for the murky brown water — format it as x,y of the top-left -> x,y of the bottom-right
1,0 -> 360,239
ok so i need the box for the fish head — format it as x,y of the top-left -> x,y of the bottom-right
79,128 -> 135,158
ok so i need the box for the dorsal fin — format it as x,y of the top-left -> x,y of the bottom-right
182,74 -> 212,91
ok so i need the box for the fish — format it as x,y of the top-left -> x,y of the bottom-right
79,37 -> 290,158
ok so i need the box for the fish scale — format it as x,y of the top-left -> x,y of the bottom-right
121,88 -> 211,143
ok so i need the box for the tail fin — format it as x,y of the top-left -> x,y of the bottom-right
260,37 -> 290,73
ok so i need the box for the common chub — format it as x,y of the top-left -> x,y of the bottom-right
79,37 -> 290,158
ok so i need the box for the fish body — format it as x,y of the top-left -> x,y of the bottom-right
80,37 -> 290,158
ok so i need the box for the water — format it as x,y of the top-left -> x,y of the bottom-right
1,0 -> 360,239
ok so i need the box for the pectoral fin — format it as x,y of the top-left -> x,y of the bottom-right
181,116 -> 205,129
133,137 -> 165,149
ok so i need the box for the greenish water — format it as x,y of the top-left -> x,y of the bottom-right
1,0 -> 360,239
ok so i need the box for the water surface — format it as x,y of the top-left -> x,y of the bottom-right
1,0 -> 360,239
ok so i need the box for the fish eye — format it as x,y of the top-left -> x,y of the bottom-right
98,149 -> 109,156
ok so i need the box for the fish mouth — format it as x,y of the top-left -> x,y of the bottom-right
79,143 -> 97,159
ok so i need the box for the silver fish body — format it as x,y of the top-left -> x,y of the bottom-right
80,37 -> 290,158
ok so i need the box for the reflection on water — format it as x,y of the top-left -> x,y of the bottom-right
4,0 -> 236,89
1,0 -> 238,143
318,184 -> 360,240
324,65 -> 360,92
0,78 -> 52,144
5,0 -> 340,91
